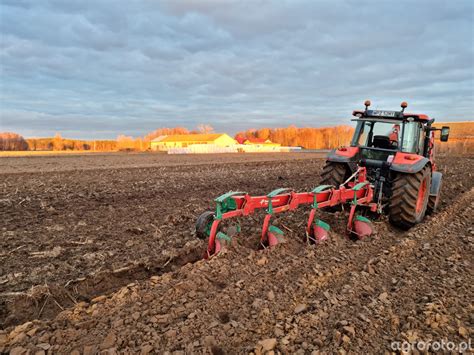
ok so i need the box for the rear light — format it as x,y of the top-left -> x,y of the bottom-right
387,155 -> 394,163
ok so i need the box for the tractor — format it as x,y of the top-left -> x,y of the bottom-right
196,101 -> 450,258
321,100 -> 449,229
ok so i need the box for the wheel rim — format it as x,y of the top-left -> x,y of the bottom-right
196,211 -> 215,239
416,178 -> 428,214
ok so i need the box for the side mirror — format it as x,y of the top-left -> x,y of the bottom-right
440,126 -> 450,142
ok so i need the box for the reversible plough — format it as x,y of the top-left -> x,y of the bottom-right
196,166 -> 377,258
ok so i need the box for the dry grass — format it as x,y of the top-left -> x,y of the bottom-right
0,150 -> 118,157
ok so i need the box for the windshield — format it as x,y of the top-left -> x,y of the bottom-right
352,120 -> 422,153
352,121 -> 401,150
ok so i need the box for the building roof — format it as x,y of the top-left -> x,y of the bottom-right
245,137 -> 267,144
159,133 -> 228,143
244,138 -> 280,145
151,135 -> 168,142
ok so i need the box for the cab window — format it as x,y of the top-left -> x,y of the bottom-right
401,122 -> 421,153
354,121 -> 401,150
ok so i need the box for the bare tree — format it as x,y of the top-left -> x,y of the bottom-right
197,124 -> 214,134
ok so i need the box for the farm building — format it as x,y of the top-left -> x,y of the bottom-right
150,133 -> 236,151
243,137 -> 281,147
235,136 -> 281,147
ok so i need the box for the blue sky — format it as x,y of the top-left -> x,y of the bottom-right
0,0 -> 473,139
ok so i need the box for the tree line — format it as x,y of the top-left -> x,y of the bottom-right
1,122 -> 472,153
0,132 -> 117,152
0,125 -> 218,151
235,125 -> 354,149
26,134 -> 118,151
0,125 -> 353,152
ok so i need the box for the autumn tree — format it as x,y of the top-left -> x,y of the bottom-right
256,128 -> 271,140
52,133 -> 64,150
116,135 -> 135,150
0,132 -> 28,150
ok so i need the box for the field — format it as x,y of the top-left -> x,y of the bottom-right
1,152 -> 473,353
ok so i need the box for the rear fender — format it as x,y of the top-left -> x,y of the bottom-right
326,147 -> 359,163
390,152 -> 430,174
430,172 -> 442,196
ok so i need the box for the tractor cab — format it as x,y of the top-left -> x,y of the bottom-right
351,101 -> 445,162
328,101 -> 450,173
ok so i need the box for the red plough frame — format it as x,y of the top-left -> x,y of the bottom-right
200,167 -> 378,258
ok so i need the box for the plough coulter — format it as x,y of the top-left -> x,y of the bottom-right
196,101 -> 450,258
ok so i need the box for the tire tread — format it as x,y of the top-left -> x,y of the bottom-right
389,166 -> 431,230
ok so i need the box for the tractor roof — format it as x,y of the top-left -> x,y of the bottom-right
352,110 -> 430,121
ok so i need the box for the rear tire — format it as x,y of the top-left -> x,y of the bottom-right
389,165 -> 431,230
320,162 -> 350,212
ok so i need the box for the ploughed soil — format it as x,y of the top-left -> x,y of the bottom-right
0,152 -> 472,354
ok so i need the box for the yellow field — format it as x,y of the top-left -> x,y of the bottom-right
0,150 -> 118,157
434,121 -> 474,138
434,121 -> 473,154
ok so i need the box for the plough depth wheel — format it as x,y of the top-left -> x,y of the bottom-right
196,211 -> 215,240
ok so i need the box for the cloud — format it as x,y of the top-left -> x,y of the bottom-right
0,0 -> 472,139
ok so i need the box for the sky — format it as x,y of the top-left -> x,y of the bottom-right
0,0 -> 473,139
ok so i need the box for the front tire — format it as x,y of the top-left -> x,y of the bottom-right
389,165 -> 431,230
320,162 -> 350,187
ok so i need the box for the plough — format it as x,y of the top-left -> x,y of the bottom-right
196,166 -> 377,258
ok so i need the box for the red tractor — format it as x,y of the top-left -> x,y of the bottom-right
322,100 -> 450,229
196,101 -> 450,257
